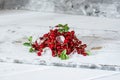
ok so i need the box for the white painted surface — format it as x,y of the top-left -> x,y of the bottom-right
0,10 -> 120,80
0,62 -> 120,80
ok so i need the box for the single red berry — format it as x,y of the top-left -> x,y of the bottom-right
43,33 -> 48,37
81,48 -> 85,53
39,44 -> 44,48
66,36 -> 70,40
67,48 -> 71,55
37,51 -> 41,56
52,51 -> 56,57
35,41 -> 38,46
39,37 -> 44,40
57,46 -> 61,50
82,52 -> 87,56
77,49 -> 81,54
49,44 -> 54,49
71,31 -> 75,35
66,32 -> 71,36
32,44 -> 36,48
64,39 -> 69,43
38,49 -> 43,52
77,41 -> 82,44
81,44 -> 87,48
57,51 -> 61,56
54,29 -> 58,32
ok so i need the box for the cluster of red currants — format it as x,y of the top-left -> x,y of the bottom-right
31,24 -> 88,59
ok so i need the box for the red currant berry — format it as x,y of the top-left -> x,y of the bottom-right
37,51 -> 41,56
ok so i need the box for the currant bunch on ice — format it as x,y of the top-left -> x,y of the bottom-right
24,24 -> 90,60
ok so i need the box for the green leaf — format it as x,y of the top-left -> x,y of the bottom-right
29,47 -> 35,52
61,49 -> 67,54
60,54 -> 69,60
58,29 -> 64,33
60,49 -> 69,60
65,55 -> 69,59
60,55 -> 66,60
64,26 -> 69,32
28,36 -> 32,43
58,24 -> 63,27
57,24 -> 70,33
64,24 -> 68,28
23,42 -> 31,46
86,50 -> 92,55
59,29 -> 66,33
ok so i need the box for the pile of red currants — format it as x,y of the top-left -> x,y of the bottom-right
24,24 -> 89,60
